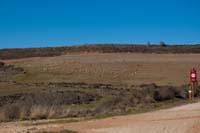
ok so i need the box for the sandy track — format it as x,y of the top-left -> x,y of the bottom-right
1,102 -> 200,133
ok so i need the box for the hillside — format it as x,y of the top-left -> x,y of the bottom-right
1,44 -> 200,59
0,51 -> 200,133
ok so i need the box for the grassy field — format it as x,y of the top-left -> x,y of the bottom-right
4,53 -> 200,86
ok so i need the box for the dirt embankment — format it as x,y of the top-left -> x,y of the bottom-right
0,81 -> 196,122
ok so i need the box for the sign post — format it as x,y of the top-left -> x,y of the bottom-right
190,68 -> 197,101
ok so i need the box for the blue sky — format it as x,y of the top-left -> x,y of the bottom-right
0,0 -> 199,48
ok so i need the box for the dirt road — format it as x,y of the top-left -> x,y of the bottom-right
0,102 -> 200,133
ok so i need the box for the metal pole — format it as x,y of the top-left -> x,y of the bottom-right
189,84 -> 192,101
192,82 -> 194,101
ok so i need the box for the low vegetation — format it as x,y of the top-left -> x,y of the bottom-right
0,81 -> 196,122
0,61 -> 25,73
37,130 -> 77,133
1,44 -> 200,59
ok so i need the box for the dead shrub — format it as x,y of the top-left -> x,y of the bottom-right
154,86 -> 175,101
0,62 -> 5,67
94,96 -> 122,114
0,110 -> 6,122
19,105 -> 31,120
4,104 -> 20,120
140,83 -> 157,89
30,105 -> 48,120
173,86 -> 188,99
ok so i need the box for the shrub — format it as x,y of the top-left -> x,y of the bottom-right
4,104 -> 20,120
0,62 -> 5,67
160,41 -> 167,47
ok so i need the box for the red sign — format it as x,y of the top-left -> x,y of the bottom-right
190,68 -> 197,83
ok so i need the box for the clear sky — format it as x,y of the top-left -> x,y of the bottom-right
0,0 -> 199,48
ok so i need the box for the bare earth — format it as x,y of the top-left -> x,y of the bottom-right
0,102 -> 200,133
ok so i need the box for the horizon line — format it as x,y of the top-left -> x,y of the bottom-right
1,43 -> 200,50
